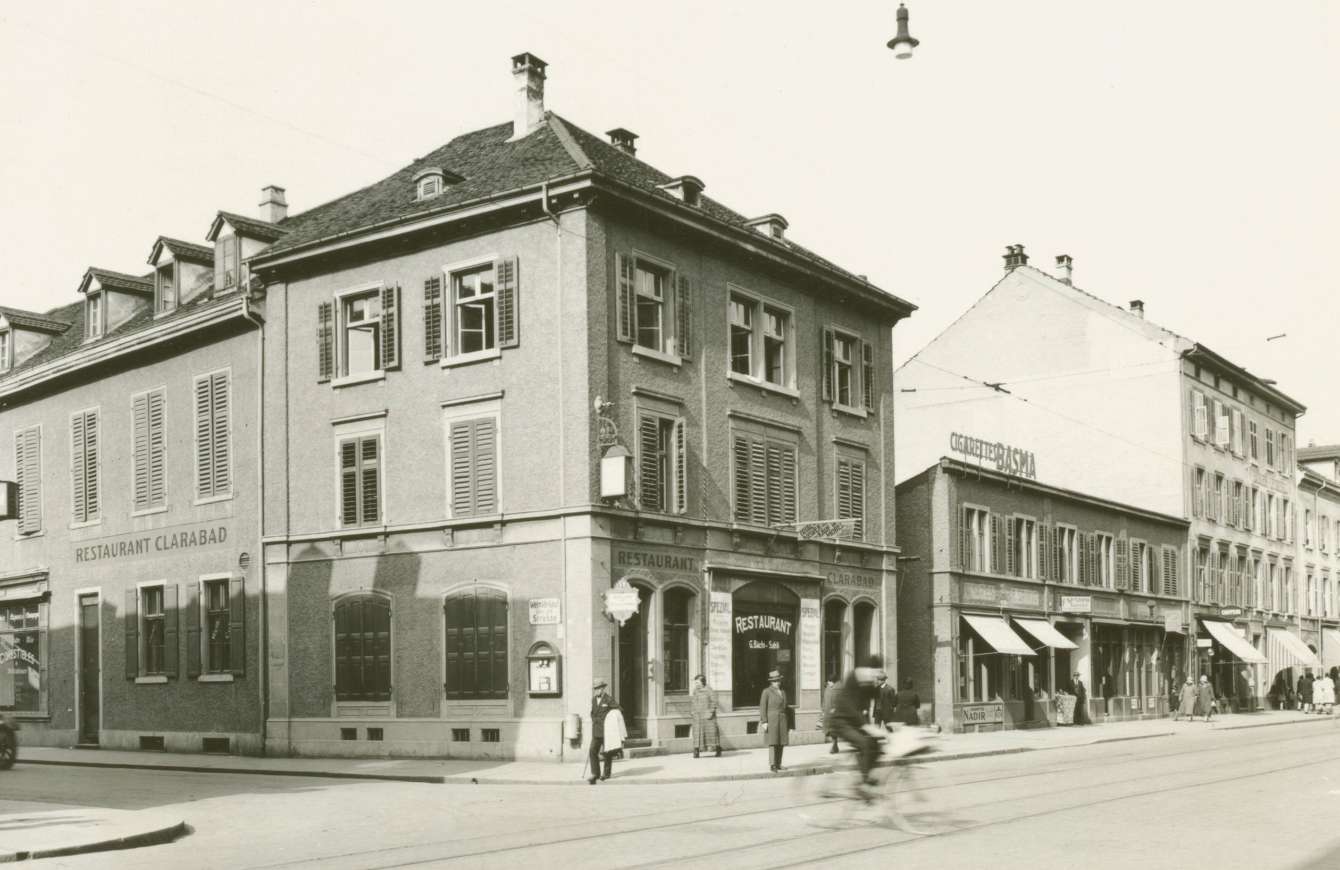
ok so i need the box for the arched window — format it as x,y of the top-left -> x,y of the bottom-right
334,595 -> 391,702
663,587 -> 694,693
823,599 -> 847,683
444,589 -> 509,700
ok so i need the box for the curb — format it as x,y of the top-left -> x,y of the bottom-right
0,819 -> 187,863
1212,715 -> 1335,732
19,758 -> 446,785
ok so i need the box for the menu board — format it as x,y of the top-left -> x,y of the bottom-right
799,598 -> 821,691
708,590 -> 732,691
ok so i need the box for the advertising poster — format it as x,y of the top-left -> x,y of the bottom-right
799,598 -> 820,691
708,591 -> 732,692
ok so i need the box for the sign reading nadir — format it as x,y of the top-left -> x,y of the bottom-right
949,432 -> 1037,480
604,578 -> 641,626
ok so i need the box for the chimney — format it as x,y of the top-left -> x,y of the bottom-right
745,214 -> 789,241
1055,254 -> 1073,285
509,52 -> 548,141
1003,244 -> 1029,270
259,185 -> 287,223
657,175 -> 705,207
607,128 -> 638,156
1129,299 -> 1145,318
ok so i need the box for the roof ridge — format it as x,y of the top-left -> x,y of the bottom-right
545,114 -> 593,171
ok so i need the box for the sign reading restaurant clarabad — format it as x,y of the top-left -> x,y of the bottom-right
950,432 -> 1038,480
74,524 -> 230,563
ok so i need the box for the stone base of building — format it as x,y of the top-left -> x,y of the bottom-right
264,717 -> 568,761
16,725 -> 262,756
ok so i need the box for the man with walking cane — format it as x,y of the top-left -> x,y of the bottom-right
587,678 -> 620,785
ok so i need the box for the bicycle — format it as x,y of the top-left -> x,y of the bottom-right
801,723 -> 943,834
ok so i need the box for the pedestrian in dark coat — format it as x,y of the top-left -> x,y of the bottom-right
1197,675 -> 1216,722
1175,677 -> 1197,720
759,669 -> 788,772
587,678 -> 620,784
822,677 -> 840,754
1299,672 -> 1314,713
873,671 -> 898,727
1072,673 -> 1091,725
690,674 -> 721,758
895,677 -> 921,726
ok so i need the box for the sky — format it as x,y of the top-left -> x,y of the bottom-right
1,1 -> 1336,438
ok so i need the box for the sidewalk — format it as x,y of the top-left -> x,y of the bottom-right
0,802 -> 185,862
18,709 -> 1332,788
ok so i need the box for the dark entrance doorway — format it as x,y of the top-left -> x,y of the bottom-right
78,594 -> 100,744
732,582 -> 799,721
616,583 -> 651,738
822,599 -> 846,685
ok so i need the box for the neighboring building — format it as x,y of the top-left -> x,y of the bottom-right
250,54 -> 916,760
1297,443 -> 1340,681
896,458 -> 1188,732
0,233 -> 264,753
895,246 -> 1307,712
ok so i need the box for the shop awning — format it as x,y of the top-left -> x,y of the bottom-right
962,615 -> 1035,656
1322,629 -> 1340,671
1202,619 -> 1267,664
1014,618 -> 1079,650
1267,628 -> 1321,673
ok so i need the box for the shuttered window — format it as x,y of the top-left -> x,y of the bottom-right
613,252 -> 687,358
339,435 -> 381,527
334,595 -> 391,702
187,576 -> 245,678
131,584 -> 177,679
70,409 -> 99,523
638,413 -> 686,514
835,458 -> 866,541
14,426 -> 42,535
444,590 -> 509,700
133,389 -> 167,511
194,371 -> 231,499
823,328 -> 868,412
1191,389 -> 1207,440
731,432 -> 796,527
423,276 -> 443,361
449,417 -> 498,518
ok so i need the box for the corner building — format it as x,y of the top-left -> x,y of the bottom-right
253,54 -> 915,760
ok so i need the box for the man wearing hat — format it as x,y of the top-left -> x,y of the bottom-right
690,674 -> 721,758
588,678 -> 620,784
759,669 -> 788,772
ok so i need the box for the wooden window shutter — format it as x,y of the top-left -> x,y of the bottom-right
675,274 -> 692,358
673,418 -> 687,515
732,436 -> 751,523
186,582 -> 202,678
450,421 -> 475,517
380,284 -> 401,370
821,328 -> 834,402
229,576 -> 245,676
460,594 -> 478,698
133,394 -> 150,510
125,587 -> 139,678
989,514 -> 1001,573
317,301 -> 334,382
836,460 -> 851,526
71,413 -> 87,522
195,376 -> 214,498
340,440 -> 359,526
444,598 -> 463,699
849,460 -> 865,540
148,391 -> 165,508
1004,518 -> 1016,576
359,437 -> 380,524
1086,533 -> 1098,586
211,373 -> 230,496
15,428 -> 42,534
639,415 -> 661,511
472,418 -> 497,515
615,253 -> 634,343
1038,525 -> 1049,581
85,411 -> 99,518
423,277 -> 443,361
163,584 -> 179,678
1115,536 -> 1129,589
958,507 -> 969,569
490,594 -> 509,698
862,342 -> 874,411
749,439 -> 768,526
497,257 -> 520,349
775,445 -> 798,525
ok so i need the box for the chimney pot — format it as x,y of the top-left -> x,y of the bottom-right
1129,299 -> 1145,318
606,127 -> 639,156
259,185 -> 287,223
509,52 -> 548,141
1003,244 -> 1029,270
1055,253 -> 1073,285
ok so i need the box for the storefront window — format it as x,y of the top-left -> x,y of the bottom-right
957,620 -> 1001,702
822,599 -> 846,683
732,581 -> 798,709
663,588 -> 692,694
0,601 -> 44,714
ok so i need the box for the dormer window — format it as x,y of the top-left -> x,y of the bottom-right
215,237 -> 241,292
85,292 -> 104,340
156,263 -> 177,314
414,167 -> 448,201
0,329 -> 10,372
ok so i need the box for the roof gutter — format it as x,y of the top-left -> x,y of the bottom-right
1181,344 -> 1306,416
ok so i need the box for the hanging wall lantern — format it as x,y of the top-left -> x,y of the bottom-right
887,3 -> 920,60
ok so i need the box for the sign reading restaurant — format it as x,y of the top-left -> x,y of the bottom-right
613,549 -> 699,574
74,524 -> 230,563
950,432 -> 1038,480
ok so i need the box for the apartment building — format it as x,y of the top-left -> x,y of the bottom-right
1297,444 -> 1340,682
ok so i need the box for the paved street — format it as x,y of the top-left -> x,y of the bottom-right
7,719 -> 1336,869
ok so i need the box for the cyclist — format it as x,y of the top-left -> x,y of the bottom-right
828,654 -> 886,788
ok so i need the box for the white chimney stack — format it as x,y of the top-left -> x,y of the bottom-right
1129,299 -> 1145,318
259,185 -> 287,223
1055,254 -> 1073,285
510,52 -> 548,141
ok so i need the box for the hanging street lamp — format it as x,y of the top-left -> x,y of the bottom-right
887,3 -> 920,59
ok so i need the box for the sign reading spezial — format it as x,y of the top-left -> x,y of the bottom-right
950,432 -> 1038,480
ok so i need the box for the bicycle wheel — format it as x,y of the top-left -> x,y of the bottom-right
881,762 -> 930,834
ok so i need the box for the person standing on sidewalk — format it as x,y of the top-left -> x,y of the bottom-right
588,678 -> 620,785
690,674 -> 721,758
1072,673 -> 1091,725
759,669 -> 788,772
1175,676 -> 1197,721
873,671 -> 897,728
895,677 -> 922,726
1197,674 -> 1216,722
822,676 -> 840,754
1312,670 -> 1333,716
1297,672 -> 1312,713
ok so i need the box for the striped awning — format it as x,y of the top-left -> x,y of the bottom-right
1266,628 -> 1321,675
1202,619 -> 1267,664
1322,629 -> 1340,671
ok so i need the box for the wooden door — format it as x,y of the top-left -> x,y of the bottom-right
78,595 -> 100,743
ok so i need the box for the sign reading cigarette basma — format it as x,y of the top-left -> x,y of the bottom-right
949,432 -> 1038,480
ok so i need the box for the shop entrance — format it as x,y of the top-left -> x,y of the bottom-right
78,594 -> 100,744
732,582 -> 798,720
616,583 -> 651,738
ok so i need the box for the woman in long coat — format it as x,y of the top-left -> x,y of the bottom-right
1196,675 -> 1216,721
895,677 -> 922,726
1176,677 -> 1197,720
759,669 -> 788,772
690,674 -> 721,758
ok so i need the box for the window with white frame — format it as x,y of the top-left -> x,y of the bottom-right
70,408 -> 99,524
1213,400 -> 1229,449
1249,419 -> 1259,461
1231,480 -> 1243,527
638,412 -> 686,515
962,507 -> 990,573
1191,389 -> 1208,441
1265,429 -> 1275,468
204,578 -> 232,674
156,263 -> 176,314
342,290 -> 383,376
0,598 -> 46,713
1096,533 -> 1115,588
1056,525 -> 1078,583
1280,432 -> 1291,473
832,331 -> 856,408
129,583 -> 175,678
85,291 -> 104,340
1212,473 -> 1224,523
727,291 -> 792,389
452,265 -> 496,355
1012,516 -> 1038,579
1192,467 -> 1206,517
215,236 -> 241,291
1195,546 -> 1209,602
635,262 -> 667,351
615,252 -> 689,359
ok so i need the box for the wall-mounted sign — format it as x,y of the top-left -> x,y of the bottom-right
613,549 -> 699,574
1164,613 -> 1183,634
950,432 -> 1038,480
528,598 -> 561,625
825,571 -> 880,590
74,524 -> 230,563
799,599 -> 820,691
1197,638 -> 1213,648
604,578 -> 641,626
960,702 -> 1004,724
708,591 -> 732,692
1060,595 -> 1092,614
1219,606 -> 1243,618
526,642 -> 561,697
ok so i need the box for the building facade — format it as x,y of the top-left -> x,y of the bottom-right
1297,444 -> 1340,682
897,458 -> 1188,732
250,53 -> 916,761
0,238 -> 264,753
894,247 -> 1308,714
